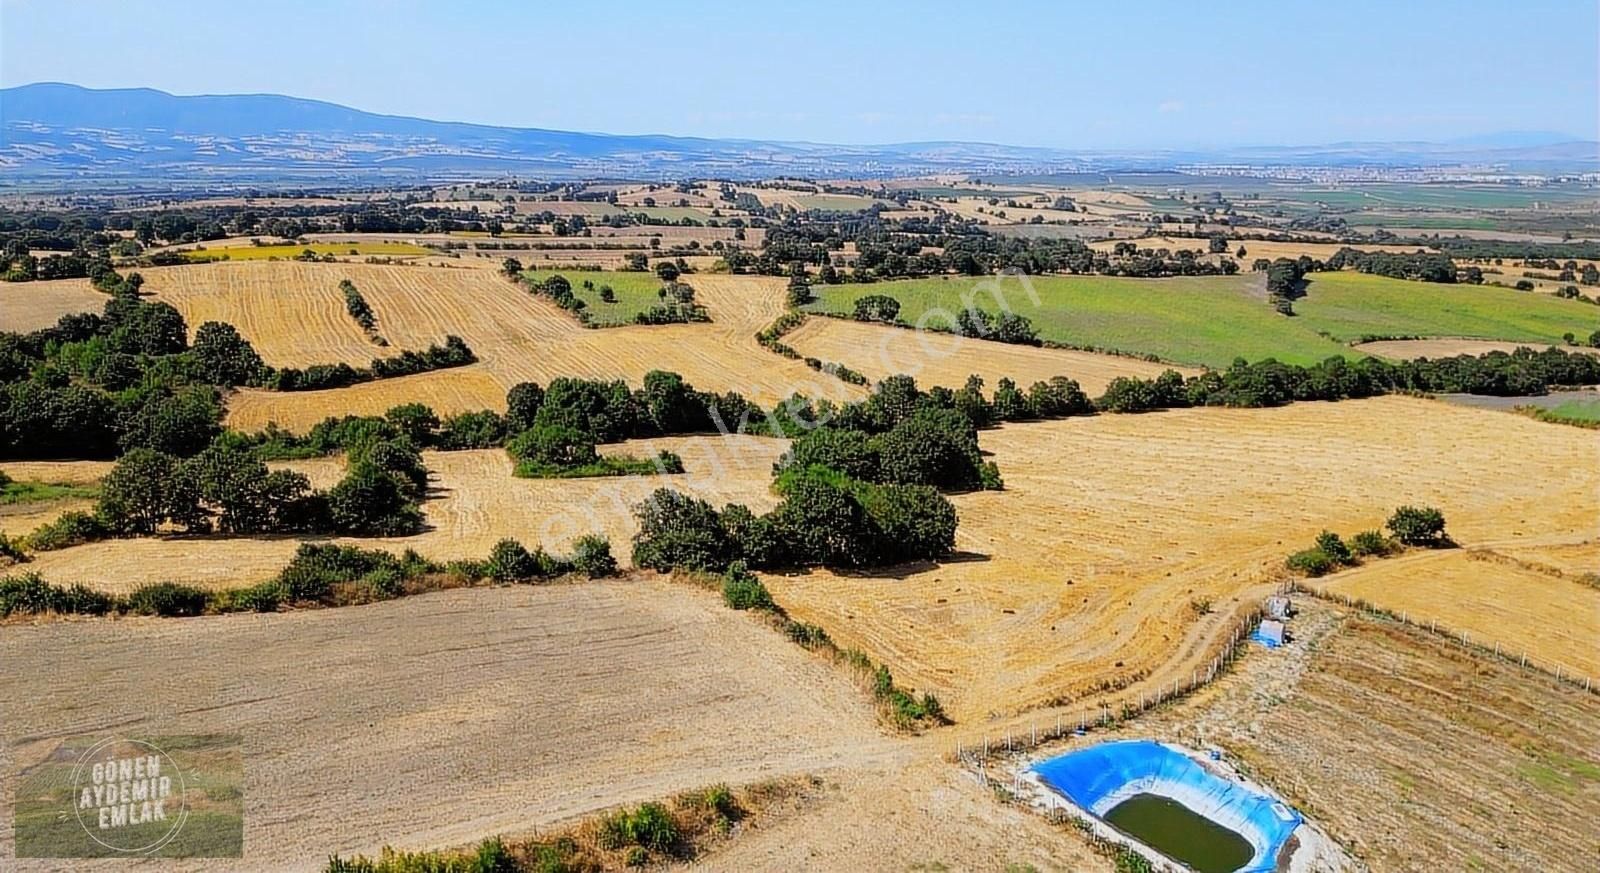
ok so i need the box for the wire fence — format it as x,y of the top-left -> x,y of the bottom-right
955,575 -> 1597,772
953,600 -> 1269,768
1289,580 -> 1597,696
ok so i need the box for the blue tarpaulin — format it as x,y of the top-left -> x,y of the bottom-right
1032,740 -> 1302,873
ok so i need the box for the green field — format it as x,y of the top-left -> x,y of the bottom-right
1296,272 -> 1600,343
804,274 -> 1354,367
522,269 -> 669,326
805,271 -> 1599,368
182,242 -> 429,262
1544,399 -> 1600,423
1,479 -> 100,505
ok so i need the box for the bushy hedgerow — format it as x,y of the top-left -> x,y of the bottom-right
1093,348 -> 1600,413
632,467 -> 956,573
1349,529 -> 1396,557
1285,548 -> 1336,577
125,582 -> 210,617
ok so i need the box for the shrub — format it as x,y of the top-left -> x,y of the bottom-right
126,582 -> 210,616
655,450 -> 685,473
1349,529 -> 1394,557
0,531 -> 26,564
486,538 -> 539,582
212,581 -> 285,613
784,620 -> 830,648
598,803 -> 678,853
24,510 -> 110,551
0,573 -> 118,617
721,562 -> 774,611
1285,548 -> 1335,577
1387,505 -> 1448,546
569,534 -> 617,578
1314,530 -> 1354,565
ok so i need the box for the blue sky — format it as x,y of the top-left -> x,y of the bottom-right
3,0 -> 1596,148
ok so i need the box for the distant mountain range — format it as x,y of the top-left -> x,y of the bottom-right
2,83 -> 1595,184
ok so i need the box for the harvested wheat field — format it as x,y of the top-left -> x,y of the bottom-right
0,278 -> 107,332
1311,547 -> 1600,679
23,436 -> 786,591
1485,539 -> 1600,577
0,580 -> 891,872
783,316 -> 1191,395
118,261 -> 862,431
765,395 -> 1600,721
697,756 -> 1107,872
1034,601 -> 1600,873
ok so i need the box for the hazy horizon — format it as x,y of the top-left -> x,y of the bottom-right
3,0 -> 1596,150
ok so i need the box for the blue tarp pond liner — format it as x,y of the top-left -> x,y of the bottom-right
1032,740 -> 1302,873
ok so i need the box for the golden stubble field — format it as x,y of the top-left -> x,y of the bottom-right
765,395 -> 1600,721
32,261 -> 862,431
1311,547 -> 1600,678
0,581 -> 894,872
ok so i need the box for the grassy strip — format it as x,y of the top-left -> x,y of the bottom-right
513,451 -> 683,480
324,776 -> 816,873
181,243 -> 429,262
804,274 -> 1350,367
1515,400 -> 1600,428
672,563 -> 948,732
0,480 -> 100,505
0,536 -> 617,620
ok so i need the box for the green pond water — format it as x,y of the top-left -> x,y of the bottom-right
1103,793 -> 1254,873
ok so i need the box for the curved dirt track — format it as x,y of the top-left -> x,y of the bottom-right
23,436 -> 786,590
0,581 -> 893,872
765,395 -> 1600,721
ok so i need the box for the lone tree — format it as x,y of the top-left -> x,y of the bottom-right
1386,505 -> 1448,547
851,294 -> 901,323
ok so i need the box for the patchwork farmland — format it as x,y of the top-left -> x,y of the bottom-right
4,168 -> 1600,873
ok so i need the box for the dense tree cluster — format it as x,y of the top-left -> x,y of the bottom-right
1092,347 -> 1600,414
1324,248 -> 1458,284
630,471 -> 957,573
270,336 -> 475,390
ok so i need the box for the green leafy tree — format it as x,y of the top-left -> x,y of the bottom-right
191,321 -> 266,386
97,448 -> 204,534
1387,505 -> 1448,546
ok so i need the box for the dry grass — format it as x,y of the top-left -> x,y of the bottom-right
0,580 -> 891,872
0,278 -> 107,332
1311,547 -> 1600,679
783,315 -> 1192,395
764,395 -> 1599,721
22,436 -> 785,590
